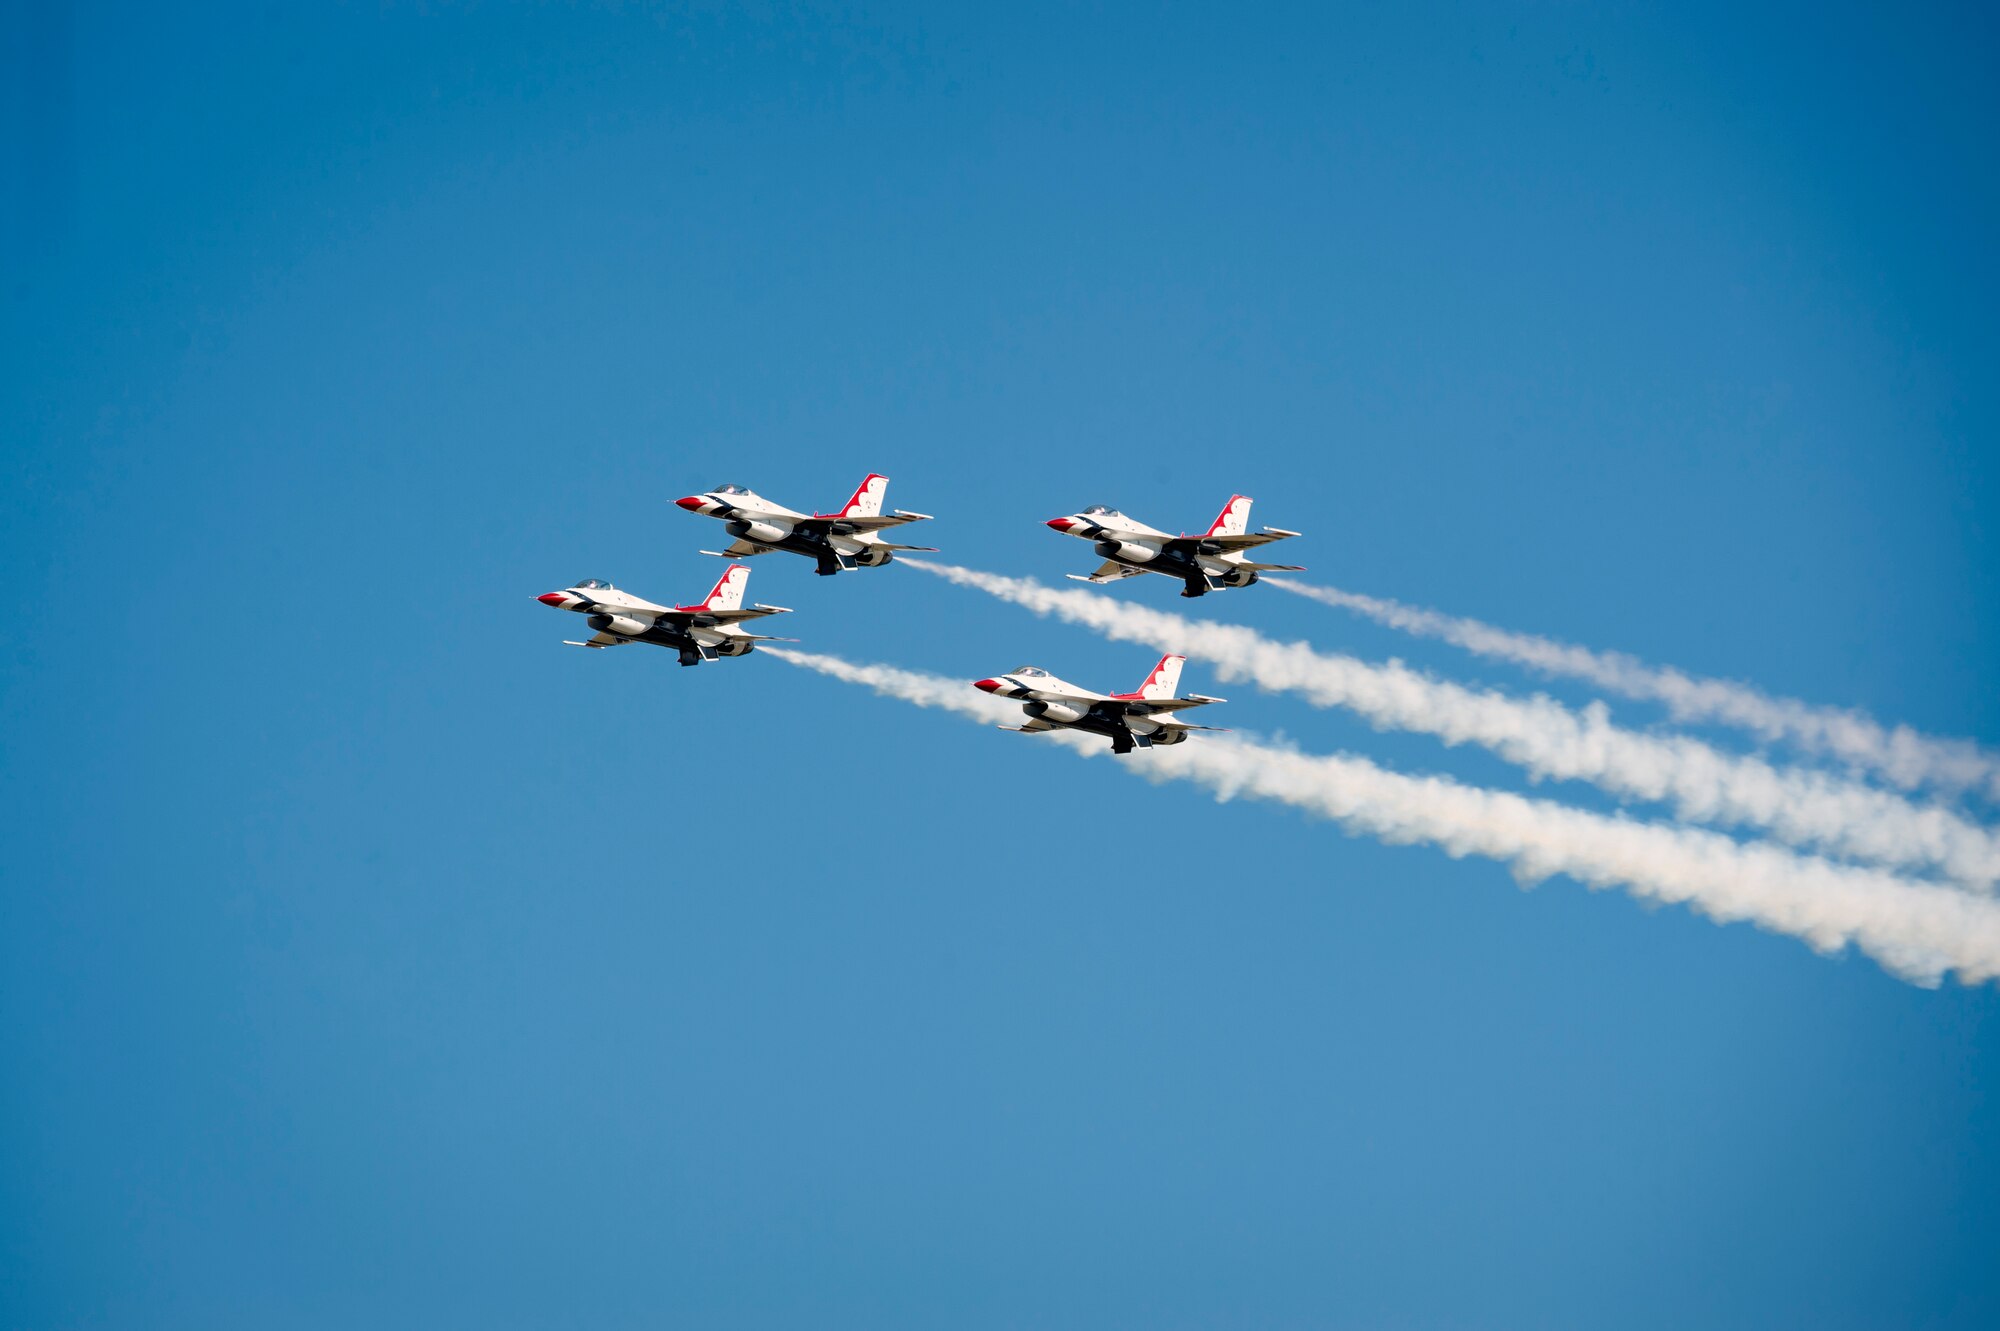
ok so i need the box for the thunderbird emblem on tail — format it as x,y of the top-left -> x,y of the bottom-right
973,653 -> 1227,755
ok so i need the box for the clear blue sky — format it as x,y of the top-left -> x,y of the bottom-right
5,3 -> 1997,1326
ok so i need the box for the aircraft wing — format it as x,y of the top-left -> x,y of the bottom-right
826,510 -> 934,534
1066,560 -> 1150,585
699,539 -> 774,559
1026,688 -> 1109,706
1198,528 -> 1302,553
563,631 -> 629,649
701,604 -> 792,625
657,604 -> 793,627
1120,694 -> 1227,715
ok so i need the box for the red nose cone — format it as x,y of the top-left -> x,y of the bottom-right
1046,517 -> 1076,532
973,678 -> 1003,693
537,592 -> 567,606
675,496 -> 706,512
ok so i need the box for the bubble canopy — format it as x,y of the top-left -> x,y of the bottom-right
575,579 -> 617,590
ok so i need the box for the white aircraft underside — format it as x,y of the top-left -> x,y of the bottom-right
536,564 -> 794,666
973,654 -> 1226,755
1047,494 -> 1303,597
675,474 -> 937,576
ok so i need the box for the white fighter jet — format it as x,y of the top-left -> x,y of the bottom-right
1046,494 -> 1303,597
973,653 -> 1227,755
675,474 -> 937,576
535,565 -> 793,666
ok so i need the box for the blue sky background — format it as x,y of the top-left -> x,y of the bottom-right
5,3 -> 1998,1326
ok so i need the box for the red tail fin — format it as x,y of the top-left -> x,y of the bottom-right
1131,653 -> 1185,700
694,564 -> 750,611
1205,495 -> 1252,537
837,473 -> 889,518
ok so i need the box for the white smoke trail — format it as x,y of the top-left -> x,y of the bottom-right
1268,579 -> 2000,804
764,648 -> 2000,988
904,562 -> 2000,892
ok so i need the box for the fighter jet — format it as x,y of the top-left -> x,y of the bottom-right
675,474 -> 937,576
973,653 -> 1227,755
534,564 -> 793,666
1046,494 -> 1303,597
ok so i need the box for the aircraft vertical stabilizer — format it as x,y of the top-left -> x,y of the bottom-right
700,564 -> 751,611
1205,494 -> 1253,537
837,473 -> 889,518
1134,653 -> 1186,700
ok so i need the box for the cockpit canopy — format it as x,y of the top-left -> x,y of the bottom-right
1080,504 -> 1125,518
575,578 -> 617,590
712,484 -> 753,496
1011,666 -> 1048,678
